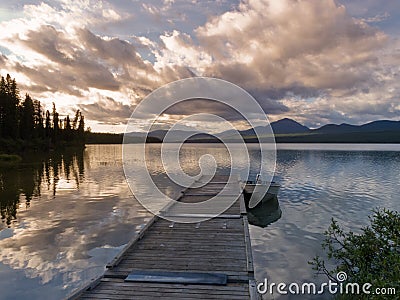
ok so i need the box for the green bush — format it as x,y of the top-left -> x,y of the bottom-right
310,208 -> 400,299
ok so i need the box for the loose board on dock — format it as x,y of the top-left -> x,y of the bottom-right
125,270 -> 228,285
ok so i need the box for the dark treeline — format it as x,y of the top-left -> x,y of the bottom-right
0,74 -> 85,153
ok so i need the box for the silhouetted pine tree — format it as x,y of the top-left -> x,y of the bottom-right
0,76 -> 6,137
0,74 -> 20,139
33,100 -> 44,138
64,115 -> 72,141
45,110 -> 51,139
78,112 -> 85,142
20,94 -> 35,140
52,102 -> 59,145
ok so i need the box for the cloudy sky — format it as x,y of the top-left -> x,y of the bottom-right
0,0 -> 399,132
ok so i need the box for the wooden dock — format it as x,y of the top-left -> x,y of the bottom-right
67,175 -> 259,300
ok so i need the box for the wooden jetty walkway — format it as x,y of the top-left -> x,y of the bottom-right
67,175 -> 259,300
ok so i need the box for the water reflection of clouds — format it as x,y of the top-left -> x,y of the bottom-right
0,145 -> 151,298
251,146 -> 400,300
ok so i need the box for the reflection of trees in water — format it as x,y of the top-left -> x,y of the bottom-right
0,149 -> 84,227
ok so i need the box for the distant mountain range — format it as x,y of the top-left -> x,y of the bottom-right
313,120 -> 400,134
269,118 -> 400,135
270,118 -> 311,134
117,118 -> 400,144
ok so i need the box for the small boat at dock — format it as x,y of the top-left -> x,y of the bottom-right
242,174 -> 280,208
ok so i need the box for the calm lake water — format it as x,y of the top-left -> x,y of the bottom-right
0,144 -> 399,299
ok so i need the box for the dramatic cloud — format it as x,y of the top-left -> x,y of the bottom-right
155,0 -> 399,125
79,96 -> 132,125
198,0 -> 385,94
0,0 -> 399,130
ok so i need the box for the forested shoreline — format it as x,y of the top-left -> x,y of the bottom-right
0,74 -> 85,154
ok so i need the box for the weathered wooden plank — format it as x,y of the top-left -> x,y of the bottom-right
150,221 -> 242,228
123,253 -> 246,261
114,261 -> 247,268
99,281 -> 248,291
142,222 -> 244,231
105,269 -> 249,277
80,293 -> 246,300
160,213 -> 241,219
89,285 -> 248,295
131,244 -> 246,252
100,277 -> 250,288
145,226 -> 243,232
135,234 -> 245,241
146,230 -> 243,235
143,233 -> 244,238
89,287 -> 248,297
83,289 -> 247,299
143,231 -> 244,237
115,264 -> 247,272
145,229 -> 245,235
92,287 -> 247,297
144,232 -> 246,239
116,262 -> 247,271
123,252 -> 246,259
126,239 -> 245,246
99,278 -> 249,290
